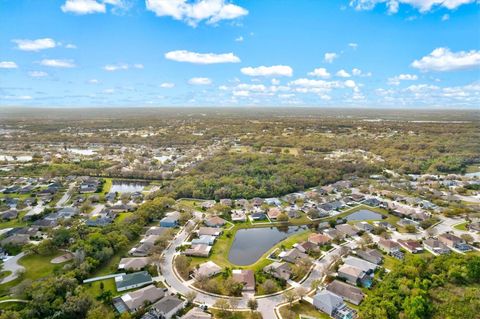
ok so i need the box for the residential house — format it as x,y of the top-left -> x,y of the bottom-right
197,227 -> 222,237
232,269 -> 255,292
308,233 -> 331,246
160,211 -> 180,228
204,216 -> 226,228
438,233 -> 471,252
231,209 -> 247,222
294,241 -> 319,254
313,290 -> 356,318
184,244 -> 211,257
0,209 -> 18,220
337,264 -> 371,287
326,280 -> 365,305
148,295 -> 185,319
181,307 -> 212,319
191,235 -> 215,246
279,248 -> 309,264
146,226 -> 170,237
129,235 -> 159,257
118,257 -> 150,271
335,224 -> 358,237
423,238 -> 450,255
356,249 -> 383,264
250,212 -> 267,221
378,238 -> 401,254
354,222 -> 374,233
219,199 -> 232,207
323,228 -> 345,240
398,239 -> 424,254
263,262 -> 292,281
267,207 -> 282,220
194,261 -> 222,279
115,271 -> 153,292
343,256 -> 377,273
113,285 -> 165,313
86,216 -> 113,227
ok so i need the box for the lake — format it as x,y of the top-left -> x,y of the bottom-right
228,226 -> 307,266
346,209 -> 383,221
110,181 -> 148,193
68,148 -> 96,156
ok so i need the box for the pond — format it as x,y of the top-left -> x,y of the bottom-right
0,155 -> 32,162
346,209 -> 383,221
68,148 -> 96,156
228,226 -> 307,266
110,181 -> 148,193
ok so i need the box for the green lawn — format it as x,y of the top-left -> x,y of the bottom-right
115,212 -> 134,224
279,301 -> 330,319
454,222 -> 468,231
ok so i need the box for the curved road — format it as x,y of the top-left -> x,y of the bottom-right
160,222 -> 353,318
1,252 -> 25,284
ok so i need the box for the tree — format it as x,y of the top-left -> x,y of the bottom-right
175,255 -> 191,279
86,304 -> 115,319
247,298 -> 258,312
283,289 -> 297,308
213,299 -> 231,318
296,287 -> 308,301
277,213 -> 289,222
261,279 -> 277,294
461,234 -> 474,244
185,291 -> 197,305
282,309 -> 296,319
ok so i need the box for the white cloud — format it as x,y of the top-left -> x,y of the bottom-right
103,63 -> 129,71
324,52 -> 338,63
61,0 -> 106,14
271,78 -> 280,85
241,65 -> 293,77
351,68 -> 371,77
165,50 -> 240,64
13,38 -> 57,51
2,95 -> 32,100
133,63 -> 144,69
411,47 -> 480,72
344,79 -> 357,88
442,14 -> 450,21
350,0 -> 476,13
348,43 -> 358,49
65,43 -> 77,49
235,36 -> 244,42
145,0 -> 248,26
188,77 -> 212,85
388,73 -> 418,85
0,61 -> 18,69
160,82 -> 175,88
336,69 -> 351,78
88,79 -> 100,84
40,59 -> 76,68
29,71 -> 48,77
308,67 -> 330,78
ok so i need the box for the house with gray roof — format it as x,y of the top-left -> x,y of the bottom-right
326,280 -> 365,305
115,271 -> 153,292
149,295 -> 186,319
113,285 -> 165,313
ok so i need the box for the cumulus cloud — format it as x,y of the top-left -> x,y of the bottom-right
0,61 -> 18,69
411,47 -> 480,72
40,59 -> 76,68
188,77 -> 212,85
13,38 -> 57,51
350,0 -> 476,13
88,79 -> 100,84
235,36 -> 244,42
348,43 -> 358,49
65,43 -> 77,49
145,0 -> 248,26
336,69 -> 351,78
388,73 -> 418,85
324,52 -> 338,63
351,68 -> 371,77
165,50 -> 240,64
29,71 -> 48,77
160,82 -> 175,88
61,0 -> 106,14
308,68 -> 331,78
241,65 -> 293,77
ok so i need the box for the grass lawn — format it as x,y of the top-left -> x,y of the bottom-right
279,300 -> 330,319
0,251 -> 70,297
0,271 -> 12,280
115,212 -> 134,224
0,211 -> 28,229
102,178 -> 113,194
382,255 -> 401,271
454,222 -> 468,231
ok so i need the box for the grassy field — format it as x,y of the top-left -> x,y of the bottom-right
279,300 -> 330,319
0,251 -> 70,297
454,222 -> 468,231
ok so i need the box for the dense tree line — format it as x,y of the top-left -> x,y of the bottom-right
164,152 -> 380,200
358,254 -> 480,319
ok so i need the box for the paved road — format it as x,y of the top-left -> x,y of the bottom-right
1,252 -> 25,284
160,222 -> 353,318
89,204 -> 105,217
56,183 -> 76,208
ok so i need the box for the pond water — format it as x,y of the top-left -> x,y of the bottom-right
0,155 -> 32,162
346,209 -> 383,221
110,181 -> 148,193
68,148 -> 96,156
228,226 -> 307,266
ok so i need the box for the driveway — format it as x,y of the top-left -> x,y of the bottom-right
1,252 -> 25,284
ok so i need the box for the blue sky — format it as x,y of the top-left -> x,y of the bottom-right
0,0 -> 479,108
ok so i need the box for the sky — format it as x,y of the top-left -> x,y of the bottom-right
0,0 -> 479,108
